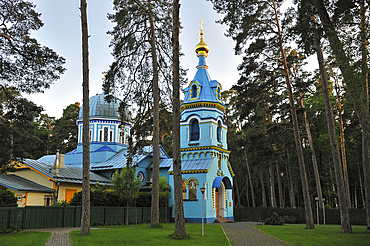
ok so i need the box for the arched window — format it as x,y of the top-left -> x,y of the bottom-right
182,181 -> 187,199
191,84 -> 197,98
217,86 -> 221,100
190,119 -> 200,141
189,180 -> 197,199
217,121 -> 222,142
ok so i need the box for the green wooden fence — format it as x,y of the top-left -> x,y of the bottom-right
0,206 -> 172,230
234,207 -> 366,225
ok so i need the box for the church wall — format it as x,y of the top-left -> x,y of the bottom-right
159,168 -> 170,181
90,151 -> 116,163
174,149 -> 234,222
181,172 -> 210,222
136,157 -> 152,185
180,112 -> 228,149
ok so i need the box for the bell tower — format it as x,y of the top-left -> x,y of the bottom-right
180,20 -> 229,165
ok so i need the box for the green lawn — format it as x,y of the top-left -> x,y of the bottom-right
255,224 -> 370,246
71,223 -> 229,246
0,231 -> 50,246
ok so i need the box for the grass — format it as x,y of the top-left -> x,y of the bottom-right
255,224 -> 370,246
71,223 -> 229,246
0,231 -> 50,246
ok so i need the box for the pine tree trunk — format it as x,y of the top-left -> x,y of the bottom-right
313,24 -> 352,233
286,164 -> 295,208
245,155 -> 256,207
266,101 -> 282,208
245,173 -> 250,207
360,0 -> 370,232
172,0 -> 186,236
285,145 -> 296,208
148,0 -> 160,227
233,175 -> 241,207
300,94 -> 324,209
357,162 -> 365,207
276,162 -> 284,208
80,0 -> 90,236
333,79 -> 351,208
259,166 -> 267,207
269,164 -> 276,207
273,0 -> 314,229
9,132 -> 13,159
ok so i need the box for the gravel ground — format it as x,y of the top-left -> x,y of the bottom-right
222,222 -> 289,246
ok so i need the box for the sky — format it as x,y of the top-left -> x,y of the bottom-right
27,0 -> 243,119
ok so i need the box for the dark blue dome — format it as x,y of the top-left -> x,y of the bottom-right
78,93 -> 119,120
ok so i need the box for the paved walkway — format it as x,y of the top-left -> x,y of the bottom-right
222,222 -> 289,246
25,227 -> 77,246
25,227 -> 103,246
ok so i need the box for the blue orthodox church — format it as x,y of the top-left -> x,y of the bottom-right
36,23 -> 234,223
167,24 -> 234,222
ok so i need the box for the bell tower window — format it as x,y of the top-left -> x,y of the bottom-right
191,84 -> 197,98
217,121 -> 222,142
190,119 -> 200,141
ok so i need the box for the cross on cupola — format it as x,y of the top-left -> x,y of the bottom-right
195,19 -> 209,69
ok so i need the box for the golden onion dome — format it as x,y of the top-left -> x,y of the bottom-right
195,19 -> 209,55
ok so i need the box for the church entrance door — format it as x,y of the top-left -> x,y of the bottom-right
215,181 -> 226,219
218,181 -> 225,218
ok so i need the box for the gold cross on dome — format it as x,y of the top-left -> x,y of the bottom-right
200,19 -> 204,33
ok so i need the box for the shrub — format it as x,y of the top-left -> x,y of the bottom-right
0,227 -> 21,235
52,200 -> 68,206
68,191 -> 82,206
265,212 -> 284,225
69,190 -> 124,207
282,215 -> 296,224
0,190 -> 18,207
